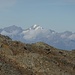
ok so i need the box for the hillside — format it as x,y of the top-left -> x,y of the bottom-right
0,34 -> 75,75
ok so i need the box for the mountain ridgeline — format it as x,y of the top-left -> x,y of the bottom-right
0,25 -> 75,50
0,34 -> 75,75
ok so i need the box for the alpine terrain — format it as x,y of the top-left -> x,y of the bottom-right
0,25 -> 75,50
0,34 -> 75,75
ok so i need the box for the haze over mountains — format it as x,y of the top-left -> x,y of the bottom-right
0,25 -> 75,50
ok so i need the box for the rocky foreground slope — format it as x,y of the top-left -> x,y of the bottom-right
0,34 -> 75,75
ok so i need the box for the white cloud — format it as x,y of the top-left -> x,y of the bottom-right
69,34 -> 75,40
23,29 -> 42,40
0,0 -> 17,9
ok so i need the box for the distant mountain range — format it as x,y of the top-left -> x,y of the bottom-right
0,25 -> 75,50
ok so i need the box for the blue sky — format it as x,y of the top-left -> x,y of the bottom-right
0,0 -> 75,32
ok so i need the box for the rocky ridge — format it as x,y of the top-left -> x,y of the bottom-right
0,34 -> 75,75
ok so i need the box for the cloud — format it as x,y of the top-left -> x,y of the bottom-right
23,29 -> 42,40
0,0 -> 17,9
69,34 -> 75,40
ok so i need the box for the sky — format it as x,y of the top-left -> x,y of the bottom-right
0,0 -> 75,32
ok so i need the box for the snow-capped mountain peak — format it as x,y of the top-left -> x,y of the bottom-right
23,24 -> 43,33
31,24 -> 43,30
33,24 -> 38,28
0,25 -> 75,50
